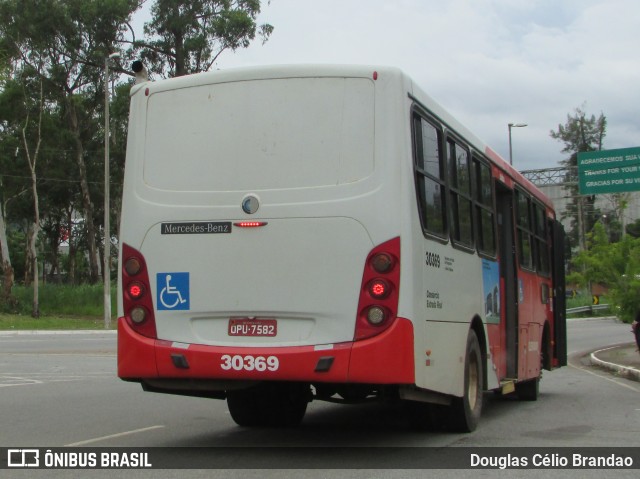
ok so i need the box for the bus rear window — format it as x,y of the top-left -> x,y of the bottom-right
143,77 -> 375,191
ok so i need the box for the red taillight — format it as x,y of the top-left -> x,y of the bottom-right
354,237 -> 400,341
121,243 -> 157,339
368,279 -> 391,299
127,282 -> 145,300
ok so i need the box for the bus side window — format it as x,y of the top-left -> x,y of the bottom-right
534,202 -> 550,276
447,139 -> 473,248
473,158 -> 496,257
515,189 -> 534,270
413,115 -> 447,238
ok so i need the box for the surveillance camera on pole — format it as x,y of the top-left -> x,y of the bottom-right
132,60 -> 148,84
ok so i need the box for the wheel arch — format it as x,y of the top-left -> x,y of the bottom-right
470,314 -> 488,390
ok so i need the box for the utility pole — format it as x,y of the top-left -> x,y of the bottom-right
104,52 -> 120,329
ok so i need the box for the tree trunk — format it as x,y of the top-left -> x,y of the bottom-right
66,97 -> 100,284
68,240 -> 77,285
24,225 -> 34,286
22,85 -> 43,317
30,220 -> 40,318
0,206 -> 16,305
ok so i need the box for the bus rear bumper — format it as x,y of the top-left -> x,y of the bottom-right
118,317 -> 415,386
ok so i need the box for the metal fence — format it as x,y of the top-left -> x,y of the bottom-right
566,304 -> 611,315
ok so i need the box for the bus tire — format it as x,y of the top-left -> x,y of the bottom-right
518,337 -> 543,401
450,330 -> 483,432
227,383 -> 309,428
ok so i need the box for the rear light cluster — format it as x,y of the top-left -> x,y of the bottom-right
354,237 -> 400,341
121,243 -> 157,338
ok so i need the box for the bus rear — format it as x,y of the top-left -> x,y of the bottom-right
117,66 -> 415,426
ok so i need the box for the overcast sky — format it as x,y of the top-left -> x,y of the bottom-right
138,0 -> 639,172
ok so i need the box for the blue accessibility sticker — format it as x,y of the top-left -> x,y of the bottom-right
157,272 -> 190,310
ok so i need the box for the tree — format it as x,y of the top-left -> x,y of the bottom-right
0,57 -> 15,304
0,188 -> 16,305
0,70 -> 40,306
135,0 -> 273,77
608,244 -> 640,323
1,0 -> 140,284
568,222 -> 640,323
567,223 -> 616,288
20,78 -> 45,316
627,218 -> 640,238
0,0 -> 275,293
550,106 -> 607,251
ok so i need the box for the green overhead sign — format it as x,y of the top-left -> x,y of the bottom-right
578,146 -> 640,194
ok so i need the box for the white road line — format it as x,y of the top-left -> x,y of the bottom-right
1,352 -> 116,357
0,376 -> 43,387
65,425 -> 166,447
0,330 -> 117,336
0,373 -> 112,387
569,363 -> 640,392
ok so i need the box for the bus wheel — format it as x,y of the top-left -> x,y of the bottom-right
450,330 -> 483,432
227,383 -> 309,428
518,342 -> 543,401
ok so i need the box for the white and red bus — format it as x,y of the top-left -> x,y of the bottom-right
117,65 -> 566,432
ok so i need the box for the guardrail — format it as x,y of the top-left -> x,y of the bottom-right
566,304 -> 610,315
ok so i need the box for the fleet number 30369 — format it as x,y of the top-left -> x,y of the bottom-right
220,354 -> 280,372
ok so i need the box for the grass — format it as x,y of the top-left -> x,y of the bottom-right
0,284 -> 117,330
0,313 -> 112,330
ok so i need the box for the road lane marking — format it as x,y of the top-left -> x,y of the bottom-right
569,363 -> 640,392
65,425 -> 166,446
0,372 -> 112,387
0,376 -> 43,387
1,352 -> 115,357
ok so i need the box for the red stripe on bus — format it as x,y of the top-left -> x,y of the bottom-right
118,317 -> 415,385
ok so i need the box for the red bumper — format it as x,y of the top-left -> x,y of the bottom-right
118,317 -> 415,385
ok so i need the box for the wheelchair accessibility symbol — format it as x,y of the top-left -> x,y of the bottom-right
157,272 -> 190,310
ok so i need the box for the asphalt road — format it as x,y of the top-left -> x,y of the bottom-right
1,317 -> 638,478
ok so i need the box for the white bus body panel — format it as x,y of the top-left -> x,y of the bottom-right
142,217 -> 372,346
120,66 -> 403,348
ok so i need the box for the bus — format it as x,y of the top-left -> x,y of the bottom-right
117,64 -> 566,432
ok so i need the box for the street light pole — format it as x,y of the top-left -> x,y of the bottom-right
508,122 -> 527,166
104,52 -> 120,329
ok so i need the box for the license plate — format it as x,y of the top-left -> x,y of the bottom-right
228,318 -> 277,337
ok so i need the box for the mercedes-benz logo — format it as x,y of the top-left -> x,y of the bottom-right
241,195 -> 260,215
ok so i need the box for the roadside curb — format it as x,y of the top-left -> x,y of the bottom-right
0,329 -> 117,336
590,344 -> 640,382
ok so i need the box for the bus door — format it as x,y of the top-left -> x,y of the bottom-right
496,183 -> 518,379
551,219 -> 568,367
